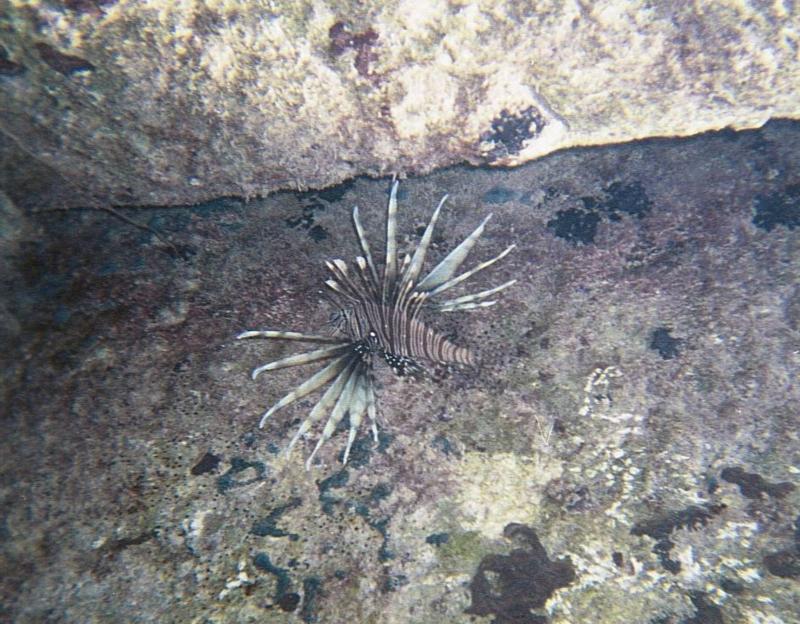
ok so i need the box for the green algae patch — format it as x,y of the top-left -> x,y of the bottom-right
434,530 -> 492,576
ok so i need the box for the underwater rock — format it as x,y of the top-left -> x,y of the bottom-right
2,2 -> 799,208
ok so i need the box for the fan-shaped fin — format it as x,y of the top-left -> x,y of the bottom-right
286,357 -> 357,455
257,354 -> 351,428
306,365 -> 361,469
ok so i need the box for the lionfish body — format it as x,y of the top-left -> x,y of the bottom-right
238,181 -> 515,469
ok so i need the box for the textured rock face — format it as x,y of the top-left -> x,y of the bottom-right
3,121 -> 800,623
1,1 -> 798,208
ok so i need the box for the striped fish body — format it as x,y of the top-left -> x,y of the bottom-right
342,300 -> 475,368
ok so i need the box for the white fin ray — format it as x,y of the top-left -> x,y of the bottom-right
417,214 -> 493,291
366,378 -> 378,442
285,358 -> 357,455
438,300 -> 498,312
251,344 -> 349,378
401,193 -> 447,290
352,206 -> 381,289
427,244 -> 516,297
257,354 -> 352,428
382,180 -> 399,301
435,279 -> 517,309
342,373 -> 369,465
237,330 -> 347,344
305,365 -> 361,469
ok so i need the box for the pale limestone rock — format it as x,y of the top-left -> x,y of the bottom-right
0,0 -> 798,208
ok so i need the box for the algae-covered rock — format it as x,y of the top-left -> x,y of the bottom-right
1,1 -> 799,208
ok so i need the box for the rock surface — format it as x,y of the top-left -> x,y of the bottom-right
1,120 -> 799,622
1,1 -> 799,209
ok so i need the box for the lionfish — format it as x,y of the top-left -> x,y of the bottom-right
237,181 -> 515,469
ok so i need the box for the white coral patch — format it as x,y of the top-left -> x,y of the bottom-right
454,451 -> 562,537
391,65 -> 458,139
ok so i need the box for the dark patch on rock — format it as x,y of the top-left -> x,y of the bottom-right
631,504 -> 726,574
329,22 -> 380,81
277,592 -> 301,612
763,549 -> 800,578
35,42 -> 94,75
317,469 -> 349,514
683,591 -> 724,624
720,466 -> 795,499
190,451 -> 221,476
547,207 -> 600,245
431,433 -> 457,456
763,515 -> 800,579
589,181 -> 653,221
285,199 -> 325,239
0,56 -> 25,76
548,180 -> 652,246
0,46 -> 25,76
286,183 -> 355,241
652,538 -> 681,574
62,0 -> 117,14
251,497 -> 302,541
632,504 -> 726,539
189,5 -> 224,37
215,457 -> 266,493
466,523 -> 576,624
382,573 -> 408,592
481,106 -> 546,162
612,551 -> 624,568
91,530 -> 156,576
365,515 -> 393,563
649,327 -> 681,359
484,186 -> 518,205
719,577 -> 744,594
317,470 -> 395,562
369,482 -> 392,503
253,552 -> 293,606
318,468 -> 349,495
253,554 -> 319,615
307,224 -> 328,242
545,478 -> 595,512
752,184 -> 800,231
426,532 -> 449,546
161,242 -> 197,261
315,179 -> 355,203
335,430 -> 388,469
301,576 -> 322,623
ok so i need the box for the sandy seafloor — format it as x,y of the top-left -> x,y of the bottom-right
2,121 -> 799,623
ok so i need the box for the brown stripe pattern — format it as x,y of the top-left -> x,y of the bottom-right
237,180 -> 516,470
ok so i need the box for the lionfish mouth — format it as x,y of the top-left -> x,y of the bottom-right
238,180 -> 516,469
